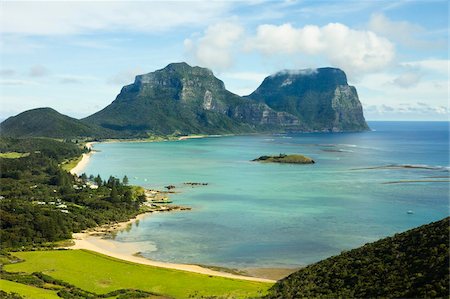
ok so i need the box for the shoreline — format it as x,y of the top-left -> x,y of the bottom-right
65,136 -> 287,282
67,212 -> 276,283
69,142 -> 96,175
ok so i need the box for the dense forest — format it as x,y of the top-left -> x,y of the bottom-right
265,217 -> 449,298
0,137 -> 146,249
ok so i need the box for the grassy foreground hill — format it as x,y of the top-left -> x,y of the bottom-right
265,217 -> 449,298
3,250 -> 270,298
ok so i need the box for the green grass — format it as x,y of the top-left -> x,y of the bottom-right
5,250 -> 271,299
0,279 -> 60,299
61,155 -> 82,171
0,152 -> 30,159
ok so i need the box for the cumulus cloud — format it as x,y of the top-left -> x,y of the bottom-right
184,22 -> 244,70
0,2 -> 230,35
245,24 -> 323,55
29,65 -> 50,77
245,23 -> 395,77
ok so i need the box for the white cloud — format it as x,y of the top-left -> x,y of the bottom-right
365,102 -> 449,120
245,23 -> 395,77
107,67 -> 144,86
368,13 -> 446,49
392,71 -> 422,88
184,22 -> 244,70
245,24 -> 323,55
368,13 -> 422,45
0,2 -> 230,35
357,71 -> 448,120
222,72 -> 267,83
402,59 -> 449,75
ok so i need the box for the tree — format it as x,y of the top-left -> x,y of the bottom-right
94,174 -> 102,187
123,175 -> 129,186
124,189 -> 133,203
110,184 -> 119,202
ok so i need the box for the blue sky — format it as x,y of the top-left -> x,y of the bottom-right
0,0 -> 448,121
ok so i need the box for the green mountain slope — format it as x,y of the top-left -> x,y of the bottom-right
83,62 -> 300,135
247,68 -> 369,132
0,108 -> 113,139
265,217 -> 449,298
1,63 -> 370,138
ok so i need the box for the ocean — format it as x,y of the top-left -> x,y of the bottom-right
83,121 -> 449,268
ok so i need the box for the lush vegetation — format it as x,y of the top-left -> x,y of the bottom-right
4,250 -> 271,298
0,107 -> 116,139
0,279 -> 60,299
0,251 -> 162,299
1,63 -> 369,139
265,217 -> 449,298
247,67 -> 369,132
252,154 -> 315,164
0,137 -> 271,298
0,152 -> 30,159
0,137 -> 146,249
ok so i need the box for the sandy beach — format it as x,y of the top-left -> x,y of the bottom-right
66,139 -> 279,283
68,212 -> 276,283
70,142 -> 96,175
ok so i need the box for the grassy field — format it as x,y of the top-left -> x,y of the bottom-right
0,279 -> 60,299
5,250 -> 271,298
61,155 -> 83,171
0,152 -> 30,159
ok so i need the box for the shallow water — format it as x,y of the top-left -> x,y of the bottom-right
84,121 -> 449,268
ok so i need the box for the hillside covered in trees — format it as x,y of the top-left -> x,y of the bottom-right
265,217 -> 449,298
0,137 -> 145,249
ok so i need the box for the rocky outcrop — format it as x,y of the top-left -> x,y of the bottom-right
1,63 -> 370,138
84,62 -> 299,135
247,67 -> 369,132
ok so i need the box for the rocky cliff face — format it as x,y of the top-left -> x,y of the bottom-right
247,68 -> 369,132
1,64 -> 369,138
84,62 -> 299,135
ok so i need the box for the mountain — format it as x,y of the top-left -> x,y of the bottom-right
247,68 -> 369,132
1,63 -> 370,138
265,217 -> 449,298
0,108 -> 112,139
83,62 -> 300,136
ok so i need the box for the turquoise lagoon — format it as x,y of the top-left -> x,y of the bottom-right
84,122 -> 449,268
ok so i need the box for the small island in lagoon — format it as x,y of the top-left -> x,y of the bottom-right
252,154 -> 315,164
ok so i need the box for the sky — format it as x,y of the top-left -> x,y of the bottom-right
0,0 -> 448,121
